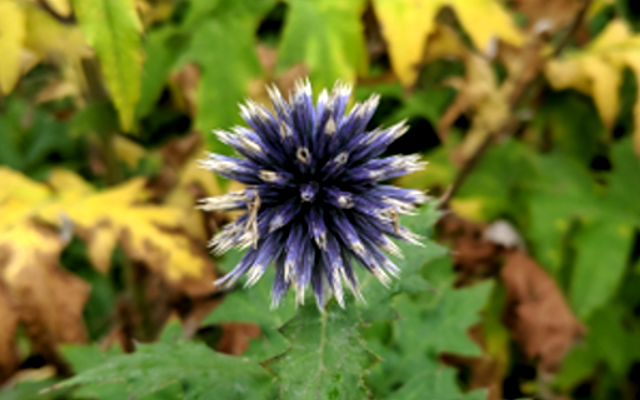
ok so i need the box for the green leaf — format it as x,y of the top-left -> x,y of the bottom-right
569,219 -> 633,319
265,301 -> 377,400
367,257 -> 493,397
555,302 -> 640,390
136,26 -> 188,118
455,139 -> 536,221
70,101 -> 120,138
204,249 -> 295,359
357,202 -> 447,322
385,358 -> 486,400
0,378 -> 62,400
606,137 -> 640,222
535,91 -> 606,165
277,0 -> 368,89
73,0 -> 142,131
55,340 -> 276,400
205,250 -> 296,328
395,267 -> 494,358
527,153 -> 599,273
181,0 -> 276,153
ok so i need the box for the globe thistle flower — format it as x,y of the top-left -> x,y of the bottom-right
199,80 -> 427,308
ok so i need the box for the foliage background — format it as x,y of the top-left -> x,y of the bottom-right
1,0 -> 640,399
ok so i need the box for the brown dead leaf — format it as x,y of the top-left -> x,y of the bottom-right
501,250 -> 585,372
0,223 -> 89,371
438,214 -> 503,284
217,322 -> 261,356
512,0 -> 581,33
0,284 -> 19,383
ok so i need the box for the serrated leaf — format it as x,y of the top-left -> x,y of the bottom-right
569,219 -> 633,319
372,0 -> 522,86
73,0 -> 142,131
277,0 -> 368,89
395,264 -> 494,358
0,0 -> 25,94
357,202 -> 448,322
367,256 -> 493,397
0,377 -> 62,400
55,340 -> 276,400
385,358 -> 487,400
265,302 -> 377,400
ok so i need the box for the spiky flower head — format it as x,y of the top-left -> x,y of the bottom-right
199,80 -> 427,308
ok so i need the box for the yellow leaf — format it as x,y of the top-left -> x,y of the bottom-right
24,6 -> 90,62
166,146 -> 222,240
545,19 -> 640,153
113,134 -> 146,169
40,178 -> 207,281
582,56 -> 620,128
48,168 -> 95,200
373,0 -> 522,86
0,168 -> 52,231
43,0 -> 71,17
439,53 -> 510,161
0,167 -> 50,205
0,0 -> 26,94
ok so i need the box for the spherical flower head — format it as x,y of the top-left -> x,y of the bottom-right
199,80 -> 428,308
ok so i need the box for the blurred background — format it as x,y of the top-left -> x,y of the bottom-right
1,0 -> 640,399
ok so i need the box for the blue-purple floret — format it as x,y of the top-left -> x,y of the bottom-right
199,80 -> 427,308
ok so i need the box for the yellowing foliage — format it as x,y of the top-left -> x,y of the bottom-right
546,20 -> 640,155
42,0 -> 72,17
1,168 -> 209,282
0,0 -> 26,94
373,0 -> 523,87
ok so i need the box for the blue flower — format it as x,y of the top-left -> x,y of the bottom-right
199,80 -> 427,308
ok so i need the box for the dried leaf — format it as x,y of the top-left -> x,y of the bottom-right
512,0 -> 581,32
0,223 -> 89,366
438,53 -> 510,162
501,251 -> 585,372
217,322 -> 261,356
0,285 -> 19,382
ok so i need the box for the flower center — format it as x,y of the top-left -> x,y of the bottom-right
299,181 -> 320,203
